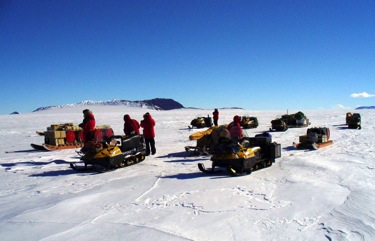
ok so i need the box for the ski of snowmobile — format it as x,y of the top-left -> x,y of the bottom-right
197,163 -> 223,174
69,163 -> 111,173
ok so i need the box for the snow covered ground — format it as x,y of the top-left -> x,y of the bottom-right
0,106 -> 374,241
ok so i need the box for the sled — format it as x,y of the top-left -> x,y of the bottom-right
185,125 -> 229,156
270,111 -> 310,131
31,143 -> 83,151
293,140 -> 333,150
33,123 -> 114,151
293,127 -> 333,150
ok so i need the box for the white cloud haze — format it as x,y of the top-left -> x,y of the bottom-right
350,92 -> 375,98
334,104 -> 352,109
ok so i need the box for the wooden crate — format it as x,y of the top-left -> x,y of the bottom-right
318,135 -> 328,143
45,138 -> 65,146
45,131 -> 66,139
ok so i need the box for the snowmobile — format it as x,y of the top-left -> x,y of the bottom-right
347,113 -> 361,129
240,116 -> 259,129
198,133 -> 281,176
269,119 -> 288,132
346,112 -> 353,125
31,123 -> 113,151
293,127 -> 333,150
185,125 -> 229,155
70,134 -> 146,172
270,111 -> 310,131
189,116 -> 213,129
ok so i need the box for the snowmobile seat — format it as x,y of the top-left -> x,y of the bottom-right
243,136 -> 271,149
121,135 -> 143,152
212,137 -> 241,155
110,135 -> 144,152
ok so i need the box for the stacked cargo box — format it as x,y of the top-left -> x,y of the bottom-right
44,129 -> 66,146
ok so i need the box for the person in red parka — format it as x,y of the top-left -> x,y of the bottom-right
227,115 -> 243,141
123,114 -> 140,135
140,112 -> 156,156
213,109 -> 219,126
227,115 -> 241,131
79,109 -> 96,143
229,122 -> 243,141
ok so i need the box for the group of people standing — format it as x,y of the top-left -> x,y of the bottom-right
79,107 -> 244,156
123,112 -> 156,156
79,109 -> 156,156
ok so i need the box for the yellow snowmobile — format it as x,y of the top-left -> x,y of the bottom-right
189,116 -> 213,129
347,113 -> 361,129
198,133 -> 281,176
240,116 -> 259,129
70,135 -> 146,172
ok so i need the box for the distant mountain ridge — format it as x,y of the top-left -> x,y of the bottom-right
355,106 -> 375,110
33,98 -> 184,112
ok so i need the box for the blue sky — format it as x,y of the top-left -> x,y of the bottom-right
1,0 -> 374,114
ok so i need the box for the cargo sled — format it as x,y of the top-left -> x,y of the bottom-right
185,125 -> 229,155
346,113 -> 361,129
31,123 -> 114,151
189,116 -> 213,129
293,127 -> 333,150
270,111 -> 310,131
70,135 -> 146,172
198,133 -> 281,176
240,116 -> 259,129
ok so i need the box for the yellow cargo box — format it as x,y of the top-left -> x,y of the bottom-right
319,135 -> 328,143
45,130 -> 66,139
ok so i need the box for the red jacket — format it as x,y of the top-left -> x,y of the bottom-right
227,115 -> 241,131
123,114 -> 140,135
230,123 -> 243,140
140,113 -> 155,138
79,112 -> 96,142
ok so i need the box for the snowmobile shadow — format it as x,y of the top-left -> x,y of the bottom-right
157,151 -> 190,158
161,171 -> 230,180
163,157 -> 209,163
337,126 -> 350,130
29,169 -> 79,177
5,149 -> 42,153
0,159 -> 70,168
332,124 -> 347,127
179,127 -> 194,131
283,146 -> 296,151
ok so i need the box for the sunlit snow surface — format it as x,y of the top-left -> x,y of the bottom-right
1,106 -> 374,241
